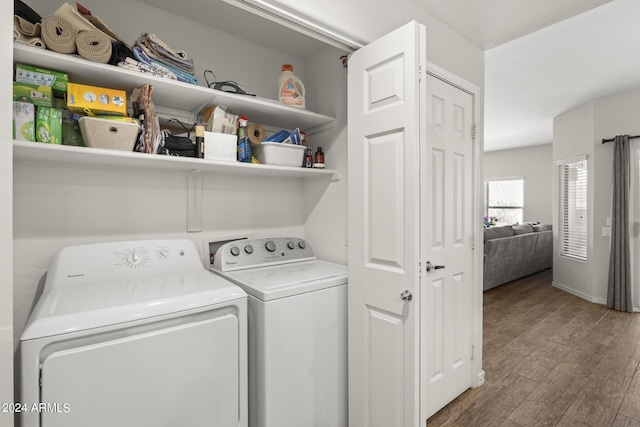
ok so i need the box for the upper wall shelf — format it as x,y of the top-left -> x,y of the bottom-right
13,44 -> 337,133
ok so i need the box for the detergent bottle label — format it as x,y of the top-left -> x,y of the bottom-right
280,78 -> 304,107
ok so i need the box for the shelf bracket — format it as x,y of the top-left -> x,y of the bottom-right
187,169 -> 203,232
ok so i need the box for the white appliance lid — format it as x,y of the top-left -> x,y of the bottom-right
215,259 -> 347,301
21,269 -> 246,341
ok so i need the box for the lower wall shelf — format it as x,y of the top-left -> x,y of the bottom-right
12,140 -> 340,181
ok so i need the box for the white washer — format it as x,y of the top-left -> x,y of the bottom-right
212,237 -> 347,427
19,239 -> 248,427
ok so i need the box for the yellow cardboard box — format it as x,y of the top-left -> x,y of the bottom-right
67,83 -> 127,116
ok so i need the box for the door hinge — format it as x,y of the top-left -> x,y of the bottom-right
418,260 -> 422,277
472,124 -> 477,140
418,64 -> 422,83
471,235 -> 475,250
471,344 -> 475,361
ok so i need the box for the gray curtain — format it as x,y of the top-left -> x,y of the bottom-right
607,135 -> 632,312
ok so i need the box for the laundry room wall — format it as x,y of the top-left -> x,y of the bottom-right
302,45 -> 348,264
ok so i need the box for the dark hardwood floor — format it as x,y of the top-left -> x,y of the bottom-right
427,269 -> 640,427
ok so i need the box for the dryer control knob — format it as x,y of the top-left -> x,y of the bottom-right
244,245 -> 254,254
298,241 -> 307,249
126,250 -> 142,265
230,246 -> 241,256
265,241 -> 276,252
287,241 -> 296,250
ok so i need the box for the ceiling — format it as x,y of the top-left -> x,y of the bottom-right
416,0 -> 640,152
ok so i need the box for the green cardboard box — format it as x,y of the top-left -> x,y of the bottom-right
15,63 -> 68,95
13,82 -> 53,107
36,107 -> 62,144
13,101 -> 35,142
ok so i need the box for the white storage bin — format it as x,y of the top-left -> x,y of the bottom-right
253,142 -> 305,167
78,117 -> 139,151
204,131 -> 237,162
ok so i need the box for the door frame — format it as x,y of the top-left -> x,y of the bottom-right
425,61 -> 485,389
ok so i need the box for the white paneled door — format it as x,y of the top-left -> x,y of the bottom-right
348,21 -> 478,427
348,21 -> 423,427
421,74 -> 474,419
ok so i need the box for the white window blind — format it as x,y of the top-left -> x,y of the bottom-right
558,157 -> 588,261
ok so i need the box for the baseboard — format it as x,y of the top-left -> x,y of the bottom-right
551,281 -> 607,305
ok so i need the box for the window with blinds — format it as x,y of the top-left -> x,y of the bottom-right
485,179 -> 524,225
558,156 -> 588,261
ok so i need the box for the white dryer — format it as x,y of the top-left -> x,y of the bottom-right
19,239 -> 247,427
212,237 -> 347,427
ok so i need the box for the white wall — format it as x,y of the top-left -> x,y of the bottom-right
302,46 -> 348,264
552,84 -> 640,307
484,144 -> 553,224
1,0 -> 13,425
552,101 -> 595,302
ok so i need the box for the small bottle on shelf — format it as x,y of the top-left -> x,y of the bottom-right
195,124 -> 205,158
237,116 -> 252,163
304,148 -> 313,168
313,147 -> 325,169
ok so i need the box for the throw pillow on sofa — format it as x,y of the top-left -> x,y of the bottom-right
533,224 -> 552,232
483,225 -> 513,242
512,224 -> 534,235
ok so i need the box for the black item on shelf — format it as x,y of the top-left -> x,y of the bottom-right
14,0 -> 42,24
109,41 -> 135,66
157,131 -> 196,157
204,70 -> 256,96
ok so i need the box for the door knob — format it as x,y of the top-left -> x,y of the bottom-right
401,290 -> 413,301
425,261 -> 445,272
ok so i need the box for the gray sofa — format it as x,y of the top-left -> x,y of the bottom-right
483,223 -> 552,291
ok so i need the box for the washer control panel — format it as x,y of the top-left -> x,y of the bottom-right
212,237 -> 315,272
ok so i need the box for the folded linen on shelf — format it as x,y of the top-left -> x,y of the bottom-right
133,33 -> 199,85
135,33 -> 194,74
14,16 -> 45,49
117,57 -> 177,80
132,47 -> 180,78
148,58 -> 199,85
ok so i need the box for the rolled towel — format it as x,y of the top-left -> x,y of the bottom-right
41,15 -> 76,54
76,30 -> 112,63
